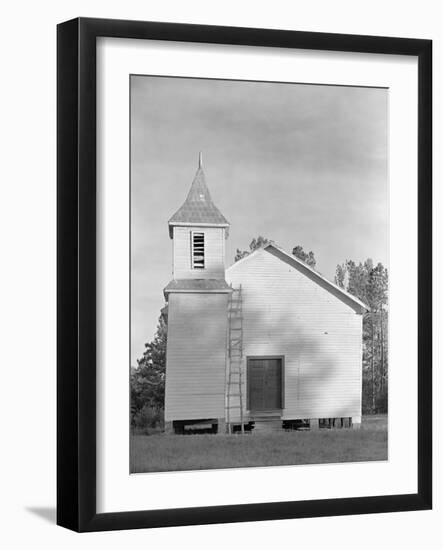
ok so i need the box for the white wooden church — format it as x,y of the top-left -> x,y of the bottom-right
163,155 -> 367,434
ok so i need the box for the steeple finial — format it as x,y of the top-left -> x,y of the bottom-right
198,151 -> 203,169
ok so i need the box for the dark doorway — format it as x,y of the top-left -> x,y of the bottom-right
247,357 -> 283,411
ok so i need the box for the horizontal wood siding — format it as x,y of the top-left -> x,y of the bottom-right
164,292 -> 228,421
226,249 -> 363,421
173,226 -> 226,279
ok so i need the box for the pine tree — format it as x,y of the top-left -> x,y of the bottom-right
130,311 -> 167,426
334,259 -> 388,414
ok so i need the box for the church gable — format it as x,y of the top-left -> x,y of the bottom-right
227,244 -> 367,315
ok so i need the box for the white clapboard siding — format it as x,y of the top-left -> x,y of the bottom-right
164,292 -> 228,421
172,226 -> 226,279
226,247 -> 363,420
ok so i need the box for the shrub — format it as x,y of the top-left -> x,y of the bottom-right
132,405 -> 164,435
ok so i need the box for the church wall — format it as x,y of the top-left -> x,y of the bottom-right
226,248 -> 363,421
164,292 -> 229,421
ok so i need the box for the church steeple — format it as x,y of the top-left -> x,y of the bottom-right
167,155 -> 230,281
163,155 -> 232,433
168,154 -> 229,238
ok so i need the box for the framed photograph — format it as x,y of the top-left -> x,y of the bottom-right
57,17 -> 432,532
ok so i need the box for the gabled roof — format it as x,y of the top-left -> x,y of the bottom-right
227,243 -> 368,313
168,157 -> 229,237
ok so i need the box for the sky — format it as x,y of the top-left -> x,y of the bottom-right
131,75 -> 388,365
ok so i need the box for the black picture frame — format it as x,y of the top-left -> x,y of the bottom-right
57,17 -> 432,532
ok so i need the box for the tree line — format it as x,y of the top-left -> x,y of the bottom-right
335,259 -> 388,414
130,314 -> 167,432
130,237 -> 388,430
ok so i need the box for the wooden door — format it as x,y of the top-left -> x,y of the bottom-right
247,358 -> 283,411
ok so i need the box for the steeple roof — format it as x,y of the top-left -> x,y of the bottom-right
168,154 -> 229,236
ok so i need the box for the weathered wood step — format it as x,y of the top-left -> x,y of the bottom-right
252,419 -> 283,433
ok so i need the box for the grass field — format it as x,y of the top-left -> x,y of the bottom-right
130,414 -> 387,473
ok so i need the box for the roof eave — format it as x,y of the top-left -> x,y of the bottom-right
168,221 -> 230,238
164,288 -> 232,295
168,221 -> 230,228
265,244 -> 369,312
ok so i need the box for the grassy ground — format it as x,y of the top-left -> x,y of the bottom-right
130,414 -> 387,473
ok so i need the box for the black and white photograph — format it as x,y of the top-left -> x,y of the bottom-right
130,75 -> 389,473
0,1 -> 437,544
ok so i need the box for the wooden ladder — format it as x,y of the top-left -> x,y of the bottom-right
226,285 -> 245,434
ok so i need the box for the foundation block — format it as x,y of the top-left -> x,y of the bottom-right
310,418 -> 320,430
352,416 -> 362,430
217,418 -> 227,434
164,421 -> 174,435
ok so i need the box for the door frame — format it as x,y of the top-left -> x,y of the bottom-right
246,355 -> 285,412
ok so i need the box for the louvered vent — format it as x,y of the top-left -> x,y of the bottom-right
192,232 -> 205,269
